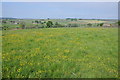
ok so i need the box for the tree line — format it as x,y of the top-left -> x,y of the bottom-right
2,19 -> 118,30
2,20 -> 105,30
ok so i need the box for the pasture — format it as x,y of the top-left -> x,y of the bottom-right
2,27 -> 118,78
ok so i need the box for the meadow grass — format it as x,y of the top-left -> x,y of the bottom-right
2,27 -> 118,78
0,30 -> 2,79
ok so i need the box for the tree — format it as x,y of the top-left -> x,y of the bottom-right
79,19 -> 82,20
35,20 -> 39,24
99,23 -> 104,27
46,21 -> 53,28
2,20 -> 7,24
71,18 -> 77,21
87,23 -> 92,27
66,18 -> 71,20
118,21 -> 120,26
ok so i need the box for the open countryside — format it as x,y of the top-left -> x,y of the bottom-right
1,2 -> 119,78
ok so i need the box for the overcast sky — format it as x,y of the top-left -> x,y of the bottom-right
2,2 -> 118,19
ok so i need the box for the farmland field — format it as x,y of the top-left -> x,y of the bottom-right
2,27 -> 118,78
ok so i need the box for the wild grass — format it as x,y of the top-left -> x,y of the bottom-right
2,27 -> 118,78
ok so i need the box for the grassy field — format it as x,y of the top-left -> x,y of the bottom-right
2,27 -> 118,78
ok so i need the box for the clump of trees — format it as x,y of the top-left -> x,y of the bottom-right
2,26 -> 9,30
66,18 -> 77,21
34,20 -> 39,24
97,23 -> 104,27
2,20 -> 7,24
79,19 -> 82,20
2,19 -> 108,30
10,21 -> 15,23
46,21 -> 53,28
87,23 -> 92,27
99,23 -> 104,26
32,20 -> 46,24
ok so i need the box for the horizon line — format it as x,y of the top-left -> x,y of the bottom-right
1,17 -> 118,20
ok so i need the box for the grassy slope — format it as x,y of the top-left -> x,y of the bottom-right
2,28 -> 118,78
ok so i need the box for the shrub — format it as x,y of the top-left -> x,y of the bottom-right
53,22 -> 65,28
67,24 -> 79,27
71,24 -> 79,27
2,26 -> 9,30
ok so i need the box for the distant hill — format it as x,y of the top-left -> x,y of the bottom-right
0,17 -> 18,19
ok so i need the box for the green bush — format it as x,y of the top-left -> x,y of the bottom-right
2,26 -> 9,30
